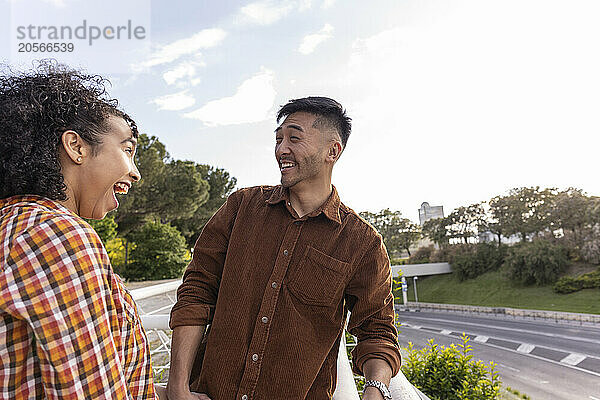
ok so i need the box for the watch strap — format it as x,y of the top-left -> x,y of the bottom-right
364,379 -> 392,400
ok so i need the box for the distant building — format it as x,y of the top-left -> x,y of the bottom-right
478,231 -> 522,245
418,202 -> 444,226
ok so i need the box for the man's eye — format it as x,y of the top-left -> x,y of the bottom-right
291,136 -> 300,141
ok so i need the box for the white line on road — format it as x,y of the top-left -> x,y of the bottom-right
589,396 -> 600,400
561,353 -> 587,366
401,324 -> 600,378
517,343 -> 535,354
474,335 -> 489,343
400,314 -> 600,345
496,363 -> 520,372
440,329 -> 452,335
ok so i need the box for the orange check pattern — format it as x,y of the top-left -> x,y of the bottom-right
0,196 -> 156,399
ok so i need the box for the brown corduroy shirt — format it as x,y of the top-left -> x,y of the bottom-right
170,185 -> 401,400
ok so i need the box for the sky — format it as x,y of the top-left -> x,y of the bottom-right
2,0 -> 600,222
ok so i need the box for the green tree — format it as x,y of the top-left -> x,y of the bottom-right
446,203 -> 486,244
86,214 -> 118,244
359,209 -> 421,257
114,134 -> 210,235
422,217 -> 449,247
490,187 -> 556,242
125,221 -> 190,281
172,165 -> 237,247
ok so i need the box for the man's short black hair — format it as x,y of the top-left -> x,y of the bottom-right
276,96 -> 352,148
0,60 -> 138,201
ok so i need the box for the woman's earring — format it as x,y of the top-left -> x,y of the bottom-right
77,157 -> 82,163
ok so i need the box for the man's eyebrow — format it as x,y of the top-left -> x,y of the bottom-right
121,137 -> 137,146
274,124 -> 304,133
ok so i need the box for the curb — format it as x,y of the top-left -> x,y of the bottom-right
396,302 -> 600,324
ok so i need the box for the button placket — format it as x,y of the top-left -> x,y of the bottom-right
237,220 -> 302,397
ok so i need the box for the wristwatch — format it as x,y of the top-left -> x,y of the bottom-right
364,380 -> 392,400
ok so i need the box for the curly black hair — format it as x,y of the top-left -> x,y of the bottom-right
0,60 -> 138,201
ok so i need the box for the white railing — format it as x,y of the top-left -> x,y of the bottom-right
130,283 -> 429,400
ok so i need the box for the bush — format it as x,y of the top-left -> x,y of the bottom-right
553,277 -> 583,294
402,334 -> 501,400
452,243 -> 507,281
409,246 -> 435,264
580,269 -> 600,288
505,240 -> 568,286
124,221 -> 190,281
553,268 -> 600,294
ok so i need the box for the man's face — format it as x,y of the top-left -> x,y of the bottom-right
275,112 -> 328,189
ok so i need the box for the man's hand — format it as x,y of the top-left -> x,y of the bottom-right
165,385 -> 211,400
362,386 -> 384,400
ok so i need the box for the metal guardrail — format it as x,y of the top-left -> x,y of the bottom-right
130,282 -> 429,400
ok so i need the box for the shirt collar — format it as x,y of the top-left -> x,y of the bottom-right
0,195 -> 75,216
267,185 -> 342,224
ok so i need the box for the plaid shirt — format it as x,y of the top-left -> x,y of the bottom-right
0,196 -> 156,399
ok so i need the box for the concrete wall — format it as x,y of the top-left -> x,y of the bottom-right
391,262 -> 452,278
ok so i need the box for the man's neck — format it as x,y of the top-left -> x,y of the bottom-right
288,180 -> 333,218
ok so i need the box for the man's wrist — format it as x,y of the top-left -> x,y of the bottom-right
363,385 -> 385,399
364,379 -> 392,400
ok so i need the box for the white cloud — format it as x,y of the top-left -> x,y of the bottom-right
150,90 -> 196,111
321,0 -> 335,8
238,0 -> 298,25
140,29 -> 226,68
163,61 -> 205,86
298,23 -> 334,55
184,68 -> 276,126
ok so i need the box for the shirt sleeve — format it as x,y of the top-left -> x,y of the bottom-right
345,231 -> 402,376
0,216 -> 155,399
169,190 -> 242,329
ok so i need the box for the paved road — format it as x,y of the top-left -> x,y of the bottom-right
397,310 -> 600,400
129,282 -> 600,399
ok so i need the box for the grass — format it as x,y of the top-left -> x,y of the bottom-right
396,267 -> 600,315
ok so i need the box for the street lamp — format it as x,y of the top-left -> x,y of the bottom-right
413,276 -> 420,312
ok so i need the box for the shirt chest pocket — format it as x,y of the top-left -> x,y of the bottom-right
286,246 -> 349,307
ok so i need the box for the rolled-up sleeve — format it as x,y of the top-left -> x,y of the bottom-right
345,232 -> 401,376
169,190 -> 242,329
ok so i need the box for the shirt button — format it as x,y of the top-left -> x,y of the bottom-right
241,396 -> 248,400
271,282 -> 278,289
283,249 -> 289,256
252,353 -> 259,362
261,316 -> 268,323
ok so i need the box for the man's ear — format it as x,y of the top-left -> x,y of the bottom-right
327,141 -> 343,163
61,130 -> 88,164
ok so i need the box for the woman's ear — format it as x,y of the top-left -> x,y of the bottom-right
61,130 -> 88,164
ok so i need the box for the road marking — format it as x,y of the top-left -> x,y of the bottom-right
440,329 -> 452,335
517,343 -> 535,354
400,324 -> 600,378
589,396 -> 600,400
496,363 -> 520,372
474,335 -> 489,343
398,314 -> 600,345
561,353 -> 587,366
